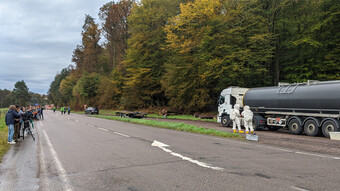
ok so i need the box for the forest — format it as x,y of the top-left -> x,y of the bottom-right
48,0 -> 340,113
0,81 -> 48,108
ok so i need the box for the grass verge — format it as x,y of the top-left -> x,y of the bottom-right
92,115 -> 242,140
0,117 -> 10,163
146,114 -> 216,122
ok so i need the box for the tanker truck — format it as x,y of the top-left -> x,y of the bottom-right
217,80 -> 340,138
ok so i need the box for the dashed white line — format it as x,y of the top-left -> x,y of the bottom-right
75,120 -> 79,123
295,151 -> 340,160
88,124 -> 95,127
201,135 -> 340,160
290,186 -> 310,191
113,132 -> 130,138
98,128 -> 109,132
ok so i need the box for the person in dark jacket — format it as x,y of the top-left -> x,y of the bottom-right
13,105 -> 21,142
5,105 -> 22,144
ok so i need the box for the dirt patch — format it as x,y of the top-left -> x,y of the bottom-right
146,117 -> 340,156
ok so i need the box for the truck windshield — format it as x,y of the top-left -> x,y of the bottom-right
218,96 -> 225,105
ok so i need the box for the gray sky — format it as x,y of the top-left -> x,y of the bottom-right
0,0 -> 111,94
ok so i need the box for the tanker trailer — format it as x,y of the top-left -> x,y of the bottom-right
217,80 -> 340,138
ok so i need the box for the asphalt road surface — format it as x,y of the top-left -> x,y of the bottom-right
0,111 -> 339,191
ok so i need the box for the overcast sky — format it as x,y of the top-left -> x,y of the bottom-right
0,0 -> 111,94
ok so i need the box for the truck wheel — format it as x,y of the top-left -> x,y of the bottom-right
288,119 -> 303,135
304,120 -> 320,136
221,115 -> 230,127
322,120 -> 340,138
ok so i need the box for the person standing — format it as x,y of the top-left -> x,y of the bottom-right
13,105 -> 21,142
241,105 -> 254,134
61,107 -> 64,115
67,106 -> 70,115
5,105 -> 21,144
40,106 -> 44,119
63,106 -> 66,115
230,104 -> 243,133
53,106 -> 56,113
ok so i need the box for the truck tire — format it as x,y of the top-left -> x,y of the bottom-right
221,115 -> 230,127
321,119 -> 340,138
288,118 -> 303,135
304,119 -> 320,136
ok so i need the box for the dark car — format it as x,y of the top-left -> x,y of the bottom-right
84,107 -> 99,115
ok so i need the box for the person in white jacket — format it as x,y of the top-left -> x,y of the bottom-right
230,104 -> 243,133
241,105 -> 254,134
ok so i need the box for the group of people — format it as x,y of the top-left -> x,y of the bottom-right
52,106 -> 71,115
5,105 -> 43,144
230,104 -> 254,134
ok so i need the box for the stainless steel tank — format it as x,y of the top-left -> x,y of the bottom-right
243,81 -> 340,112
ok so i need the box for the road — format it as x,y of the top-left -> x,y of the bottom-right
0,111 -> 339,191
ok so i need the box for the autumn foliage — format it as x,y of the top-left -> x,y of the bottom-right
48,0 -> 340,112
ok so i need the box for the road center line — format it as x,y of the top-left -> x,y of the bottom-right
152,140 -> 224,171
113,132 -> 130,138
206,135 -> 340,160
42,128 -> 73,191
98,128 -> 109,132
295,151 -> 340,160
290,186 -> 310,191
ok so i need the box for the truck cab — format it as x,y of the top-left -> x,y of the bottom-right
217,87 -> 248,126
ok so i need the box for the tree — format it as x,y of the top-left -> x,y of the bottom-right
163,0 -> 272,112
12,80 -> 31,106
48,67 -> 71,106
99,0 -> 134,69
122,0 -> 183,108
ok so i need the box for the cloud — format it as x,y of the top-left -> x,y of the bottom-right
0,0 -> 110,94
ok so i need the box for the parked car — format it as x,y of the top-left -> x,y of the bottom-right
85,107 -> 99,115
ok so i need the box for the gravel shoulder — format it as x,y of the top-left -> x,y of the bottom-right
146,117 -> 340,156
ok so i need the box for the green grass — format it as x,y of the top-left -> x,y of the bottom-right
74,109 -> 217,122
91,115 -> 242,140
0,115 -> 10,163
146,114 -> 216,122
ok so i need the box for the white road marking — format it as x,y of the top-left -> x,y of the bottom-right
295,151 -> 340,160
38,121 -> 50,191
203,135 -> 340,160
113,132 -> 130,138
152,140 -> 224,171
88,124 -> 95,127
98,128 -> 109,132
75,120 -> 79,123
42,128 -> 73,191
290,186 -> 310,191
81,122 -> 86,125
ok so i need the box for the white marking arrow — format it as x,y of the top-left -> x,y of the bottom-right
152,140 -> 224,171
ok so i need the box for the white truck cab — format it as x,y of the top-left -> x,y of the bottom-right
217,87 -> 248,126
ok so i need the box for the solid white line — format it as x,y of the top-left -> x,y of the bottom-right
42,129 -> 73,191
38,121 -> 50,191
152,140 -> 224,171
290,186 -> 310,191
113,132 -> 130,138
98,128 -> 109,132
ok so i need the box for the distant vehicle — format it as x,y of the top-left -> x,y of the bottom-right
85,107 -> 99,115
